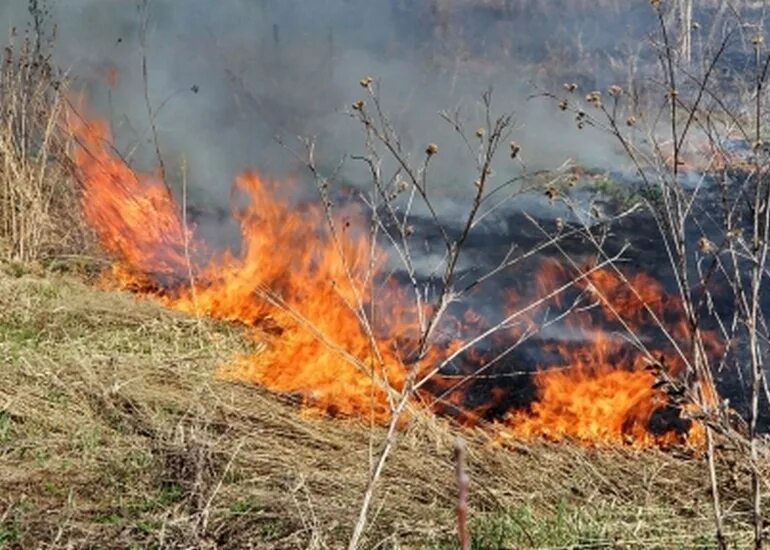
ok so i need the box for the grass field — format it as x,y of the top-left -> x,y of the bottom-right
0,261 -> 764,549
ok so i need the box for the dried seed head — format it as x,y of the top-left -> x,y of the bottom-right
752,35 -> 764,46
698,237 -> 716,253
564,82 -> 578,93
397,180 -> 409,191
753,140 -> 764,151
426,143 -> 439,156
352,100 -> 365,111
359,76 -> 373,88
586,91 -> 602,107
475,128 -> 485,139
568,174 -> 579,187
608,85 -> 623,97
559,100 -> 568,111
509,141 -> 520,158
405,225 -> 415,236
626,116 -> 637,127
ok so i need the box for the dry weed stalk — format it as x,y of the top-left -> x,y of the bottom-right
0,21 -> 87,263
454,436 -> 470,550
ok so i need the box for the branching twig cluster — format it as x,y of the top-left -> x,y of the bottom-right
541,2 -> 770,547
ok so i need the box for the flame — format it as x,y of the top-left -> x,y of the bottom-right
70,111 -> 431,421
496,264 -> 707,446
69,108 -> 711,447
71,115 -> 191,288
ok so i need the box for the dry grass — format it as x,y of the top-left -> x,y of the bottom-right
0,29 -> 91,263
0,263 -> 765,549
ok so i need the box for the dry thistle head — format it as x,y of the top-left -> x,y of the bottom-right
752,35 -> 764,47
544,185 -> 558,200
559,99 -> 568,111
352,100 -> 365,111
626,116 -> 637,127
568,174 -> 579,187
586,91 -> 602,108
608,85 -> 623,97
397,180 -> 409,191
564,82 -> 578,93
509,141 -> 520,158
426,143 -> 439,156
698,237 -> 716,254
576,110 -> 586,129
359,76 -> 373,88
475,127 -> 485,139
649,0 -> 661,8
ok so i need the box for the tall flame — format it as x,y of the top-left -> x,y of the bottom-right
69,109 -> 709,447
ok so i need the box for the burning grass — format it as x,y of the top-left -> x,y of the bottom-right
66,108 -> 708,449
4,4 -> 770,544
0,265 -> 765,548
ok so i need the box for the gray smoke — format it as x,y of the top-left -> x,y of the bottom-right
0,1 -> 639,198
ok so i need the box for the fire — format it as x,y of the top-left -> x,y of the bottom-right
71,115 -> 191,288
69,108 -> 710,447
70,110 -> 423,421
497,264 -> 706,446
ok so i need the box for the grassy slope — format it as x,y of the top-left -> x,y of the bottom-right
0,264 -> 762,549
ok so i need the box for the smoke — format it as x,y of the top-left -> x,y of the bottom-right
0,1 -> 646,206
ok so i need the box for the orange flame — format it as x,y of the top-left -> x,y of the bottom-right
495,264 -> 707,446
69,109 -> 710,447
70,111 -> 432,421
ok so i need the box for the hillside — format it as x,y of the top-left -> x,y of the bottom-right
0,263 -> 763,548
